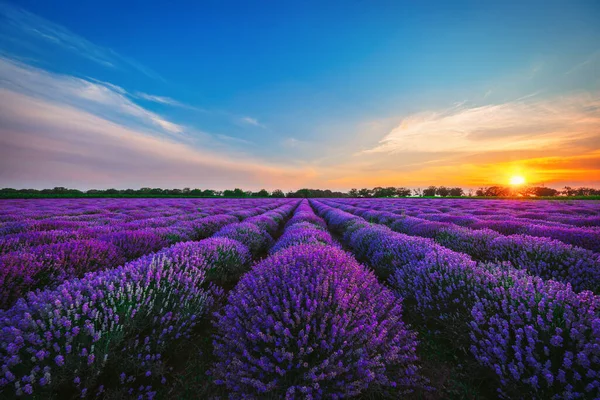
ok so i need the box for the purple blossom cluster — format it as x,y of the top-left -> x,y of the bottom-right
180,237 -> 252,284
211,244 -> 420,398
0,239 -> 125,308
0,230 -> 83,255
213,222 -> 274,257
270,200 -> 335,254
0,240 -> 221,398
0,200 -> 294,310
0,199 -> 300,398
311,199 -> 600,399
470,274 -> 600,399
320,199 -> 600,293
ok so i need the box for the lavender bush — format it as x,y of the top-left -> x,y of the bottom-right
0,240 -> 125,309
0,240 -> 223,398
214,222 -> 274,257
470,275 -> 600,399
168,238 -> 252,284
212,244 -> 420,398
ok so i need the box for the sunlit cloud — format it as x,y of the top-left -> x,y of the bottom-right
0,88 -> 317,189
364,91 -> 600,155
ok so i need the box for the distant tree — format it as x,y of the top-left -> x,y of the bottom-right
190,189 -> 202,195
475,187 -> 486,196
149,188 -> 164,195
202,189 -> 216,197
413,188 -> 422,197
423,186 -> 437,197
271,189 -> 285,198
182,187 -> 191,195
169,189 -> 183,195
348,188 -> 359,197
123,189 -> 136,195
449,187 -> 464,197
436,186 -> 450,197
575,187 -> 600,196
483,186 -> 511,197
526,186 -> 558,197
105,188 -> 120,194
468,189 -> 474,197
358,188 -> 372,198
373,187 -> 397,197
296,189 -> 312,198
252,189 -> 269,197
371,187 -> 384,197
396,187 -> 411,197
223,188 -> 245,197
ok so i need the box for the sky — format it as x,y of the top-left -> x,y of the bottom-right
0,0 -> 599,191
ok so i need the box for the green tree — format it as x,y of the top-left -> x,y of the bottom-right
396,187 -> 412,197
449,187 -> 464,196
436,186 -> 450,197
358,188 -> 372,198
423,186 -> 437,196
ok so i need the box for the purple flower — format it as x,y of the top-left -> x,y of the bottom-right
55,355 -> 65,366
212,244 -> 420,397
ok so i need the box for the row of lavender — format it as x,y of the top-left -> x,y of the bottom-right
0,199 -> 288,255
323,199 -> 600,293
362,198 -> 600,227
0,200 -> 298,398
210,200 -> 421,398
311,200 -> 600,399
0,199 -> 290,308
335,198 -> 600,253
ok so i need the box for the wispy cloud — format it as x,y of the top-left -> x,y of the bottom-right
0,56 -> 183,135
240,116 -> 265,128
0,83 -> 315,190
0,54 -> 316,189
565,51 -> 600,75
0,2 -> 162,80
134,91 -> 203,111
364,92 -> 600,155
215,134 -> 253,145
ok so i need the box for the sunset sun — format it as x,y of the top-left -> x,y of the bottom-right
509,175 -> 526,185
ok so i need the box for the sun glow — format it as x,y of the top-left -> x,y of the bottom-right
509,175 -> 526,185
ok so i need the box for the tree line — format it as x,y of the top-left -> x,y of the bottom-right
0,185 -> 598,199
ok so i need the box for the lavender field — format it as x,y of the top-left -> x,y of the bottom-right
0,198 -> 599,399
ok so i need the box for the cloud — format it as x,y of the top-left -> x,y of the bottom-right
0,87 -> 317,189
282,138 -> 302,148
364,92 -> 600,155
134,91 -> 203,111
0,56 -> 183,135
240,116 -> 265,128
0,2 -> 162,80
215,134 -> 253,145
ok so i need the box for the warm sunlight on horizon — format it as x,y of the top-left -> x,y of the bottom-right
509,175 -> 526,186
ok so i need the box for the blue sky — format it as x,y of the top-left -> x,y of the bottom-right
0,0 -> 599,190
